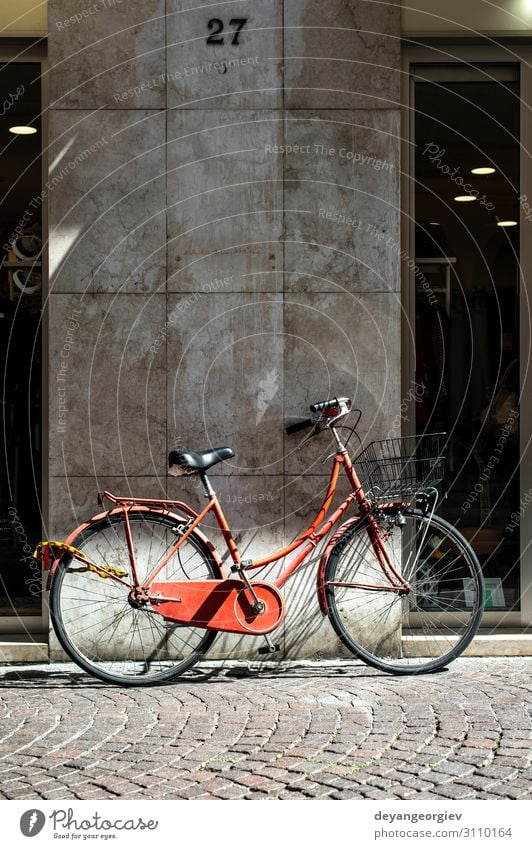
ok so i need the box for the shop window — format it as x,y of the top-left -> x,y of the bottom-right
0,62 -> 42,617
414,64 -> 520,611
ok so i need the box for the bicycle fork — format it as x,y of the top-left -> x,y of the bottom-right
364,509 -> 412,594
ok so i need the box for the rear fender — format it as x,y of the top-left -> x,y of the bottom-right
317,517 -> 362,614
45,503 -> 221,590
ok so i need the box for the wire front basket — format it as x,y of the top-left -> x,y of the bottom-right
354,433 -> 446,501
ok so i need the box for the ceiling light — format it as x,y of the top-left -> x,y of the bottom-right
454,195 -> 477,202
9,125 -> 37,135
497,220 -> 518,227
428,221 -> 440,226
471,166 -> 496,175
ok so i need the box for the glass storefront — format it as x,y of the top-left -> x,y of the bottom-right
414,64 -> 520,612
0,61 -> 42,619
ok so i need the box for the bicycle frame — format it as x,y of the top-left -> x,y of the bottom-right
100,444 -> 409,596
37,407 -> 415,632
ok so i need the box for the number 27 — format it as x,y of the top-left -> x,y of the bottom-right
207,18 -> 248,46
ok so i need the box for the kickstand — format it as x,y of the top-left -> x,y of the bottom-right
258,634 -> 280,655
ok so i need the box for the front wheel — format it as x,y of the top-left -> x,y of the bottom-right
324,508 -> 484,674
50,510 -> 221,686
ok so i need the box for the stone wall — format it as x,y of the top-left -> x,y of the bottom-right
47,0 -> 401,658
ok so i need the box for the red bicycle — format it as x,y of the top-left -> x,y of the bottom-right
36,397 -> 484,686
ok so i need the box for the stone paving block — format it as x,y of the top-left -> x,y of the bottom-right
429,762 -> 476,778
476,785 -> 528,799
414,793 -> 450,800
242,790 -> 274,800
255,766 -> 291,780
312,775 -> 346,790
503,730 -> 532,739
431,783 -> 477,799
497,742 -> 532,753
390,763 -> 424,775
361,787 -> 393,799
475,766 -> 519,783
400,777 -> 437,791
7,791 -> 42,800
520,767 -> 532,780
462,738 -> 498,748
212,786 -> 249,800
107,781 -> 144,795
329,789 -> 365,799
363,776 -> 394,790
78,789 -> 118,799
129,775 -> 165,789
174,785 -> 206,799
493,756 -> 531,768
388,787 -> 420,799
454,750 -> 494,766
234,774 -> 286,792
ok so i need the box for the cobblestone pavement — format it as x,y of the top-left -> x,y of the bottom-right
0,658 -> 532,801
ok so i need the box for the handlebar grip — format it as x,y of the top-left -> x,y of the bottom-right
309,397 -> 339,413
285,418 -> 313,435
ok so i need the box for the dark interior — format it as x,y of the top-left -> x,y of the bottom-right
415,67 -> 520,611
0,62 -> 42,616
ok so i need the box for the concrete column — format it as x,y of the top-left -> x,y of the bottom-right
47,0 -> 401,659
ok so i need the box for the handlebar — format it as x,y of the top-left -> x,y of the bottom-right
285,397 -> 353,436
310,397 -> 341,413
310,396 -> 352,413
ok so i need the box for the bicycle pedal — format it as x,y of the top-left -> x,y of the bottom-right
257,643 -> 280,655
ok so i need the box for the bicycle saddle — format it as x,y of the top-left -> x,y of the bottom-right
168,447 -> 234,475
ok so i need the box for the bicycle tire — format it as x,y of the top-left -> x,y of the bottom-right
50,510 -> 221,686
324,507 -> 484,674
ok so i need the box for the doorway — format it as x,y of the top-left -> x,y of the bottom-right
0,60 -> 43,624
411,61 -> 520,615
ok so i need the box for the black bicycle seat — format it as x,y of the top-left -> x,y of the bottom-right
168,447 -> 234,475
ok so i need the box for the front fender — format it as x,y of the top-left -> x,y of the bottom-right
316,516 -> 362,614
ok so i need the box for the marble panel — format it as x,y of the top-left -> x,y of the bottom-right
280,472 -> 350,658
167,110 -> 283,291
283,293 -> 401,476
284,0 -> 401,110
49,294 -> 166,478
166,293 -> 284,475
47,476 -> 166,538
168,473 -> 285,563
48,0 -> 166,109
283,518 -> 346,657
167,250 -> 284,296
48,110 -> 166,294
166,0 -> 282,109
283,110 -> 400,293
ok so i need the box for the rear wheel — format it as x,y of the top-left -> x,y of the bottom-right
50,510 -> 220,686
325,508 -> 484,674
